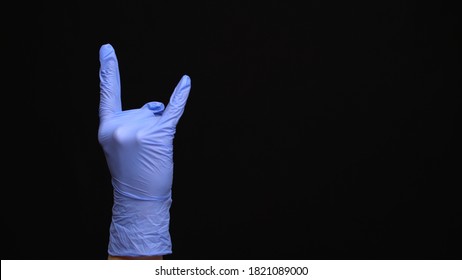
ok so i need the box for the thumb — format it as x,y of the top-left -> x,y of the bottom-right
99,44 -> 122,120
161,75 -> 191,127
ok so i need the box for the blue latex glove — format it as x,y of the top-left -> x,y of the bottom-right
98,44 -> 191,257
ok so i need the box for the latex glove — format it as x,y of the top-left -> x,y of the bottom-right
98,44 -> 191,257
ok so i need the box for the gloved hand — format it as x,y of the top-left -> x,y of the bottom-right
98,44 -> 191,257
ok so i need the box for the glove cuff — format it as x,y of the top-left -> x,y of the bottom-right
108,191 -> 172,257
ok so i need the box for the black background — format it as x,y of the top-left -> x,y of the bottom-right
3,1 -> 461,259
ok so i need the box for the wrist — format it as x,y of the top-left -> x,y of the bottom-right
108,191 -> 172,257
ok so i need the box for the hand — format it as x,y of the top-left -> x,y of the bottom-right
98,44 -> 191,257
